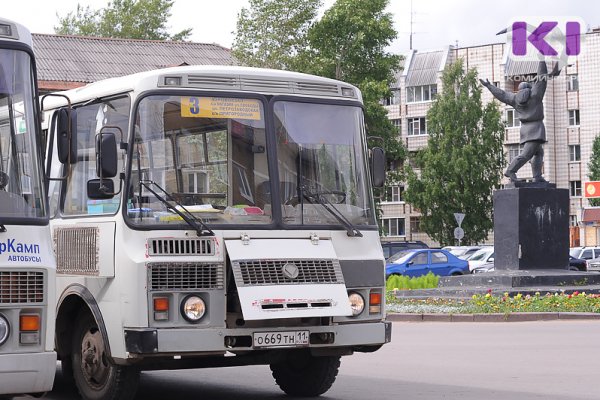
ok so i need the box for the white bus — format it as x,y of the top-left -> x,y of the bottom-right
0,18 -> 59,396
44,65 -> 390,400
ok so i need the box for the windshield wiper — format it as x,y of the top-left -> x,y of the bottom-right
300,184 -> 362,237
139,179 -> 214,237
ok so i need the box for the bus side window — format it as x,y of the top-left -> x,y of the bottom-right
61,96 -> 130,216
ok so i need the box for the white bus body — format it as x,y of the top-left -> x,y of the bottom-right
44,65 -> 390,400
0,18 -> 56,395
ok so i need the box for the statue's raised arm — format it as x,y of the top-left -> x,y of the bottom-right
479,78 -> 516,107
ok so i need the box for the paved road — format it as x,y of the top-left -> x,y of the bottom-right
22,321 -> 600,400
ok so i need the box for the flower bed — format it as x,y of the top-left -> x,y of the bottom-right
386,290 -> 600,314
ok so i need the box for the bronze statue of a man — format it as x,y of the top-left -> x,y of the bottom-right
480,61 -> 560,183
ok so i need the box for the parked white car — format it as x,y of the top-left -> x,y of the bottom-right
443,246 -> 486,260
467,247 -> 494,272
569,247 -> 600,262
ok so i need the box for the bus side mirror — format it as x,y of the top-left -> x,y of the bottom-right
87,131 -> 118,200
87,179 -> 115,200
57,108 -> 77,164
96,131 -> 118,178
370,147 -> 386,188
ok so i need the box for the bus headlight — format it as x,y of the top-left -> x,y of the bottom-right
348,292 -> 365,316
0,314 -> 9,345
181,295 -> 206,322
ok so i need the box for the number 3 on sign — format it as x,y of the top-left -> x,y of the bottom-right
188,97 -> 200,114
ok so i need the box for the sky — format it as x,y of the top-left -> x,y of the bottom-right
2,0 -> 599,54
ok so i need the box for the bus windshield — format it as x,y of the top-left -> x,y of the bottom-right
274,101 -> 374,227
127,95 -> 272,226
126,95 -> 375,229
0,49 -> 45,221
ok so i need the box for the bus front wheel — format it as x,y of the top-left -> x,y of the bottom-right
71,313 -> 139,400
270,350 -> 340,397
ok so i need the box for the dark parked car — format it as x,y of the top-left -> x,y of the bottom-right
569,256 -> 587,271
385,248 -> 469,277
382,241 -> 428,259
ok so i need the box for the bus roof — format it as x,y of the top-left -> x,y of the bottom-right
42,65 -> 363,108
0,17 -> 33,49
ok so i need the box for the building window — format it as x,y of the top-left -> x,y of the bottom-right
383,89 -> 401,106
410,216 -> 422,233
570,215 -> 578,226
406,84 -> 437,103
407,117 -> 427,136
570,180 -> 582,197
567,74 -> 579,92
506,109 -> 521,127
569,145 -> 581,162
385,185 -> 404,202
383,218 -> 406,237
568,109 -> 580,126
507,144 -> 524,163
391,118 -> 401,134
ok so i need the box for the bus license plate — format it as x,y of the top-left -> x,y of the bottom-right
253,330 -> 310,348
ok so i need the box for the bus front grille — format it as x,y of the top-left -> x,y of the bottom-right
0,271 -> 44,303
148,262 -> 224,291
232,259 -> 344,286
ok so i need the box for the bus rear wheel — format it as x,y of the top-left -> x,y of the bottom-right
270,350 -> 340,397
71,314 -> 139,400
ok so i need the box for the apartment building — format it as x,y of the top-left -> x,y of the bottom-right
381,29 -> 600,247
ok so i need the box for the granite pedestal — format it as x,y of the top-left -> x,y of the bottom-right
493,186 -> 569,270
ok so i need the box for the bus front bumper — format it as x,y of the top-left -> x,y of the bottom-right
125,321 -> 392,355
0,351 -> 56,395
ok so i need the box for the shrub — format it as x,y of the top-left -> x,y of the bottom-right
386,272 -> 439,291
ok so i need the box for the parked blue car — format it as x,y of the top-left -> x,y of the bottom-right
385,248 -> 469,277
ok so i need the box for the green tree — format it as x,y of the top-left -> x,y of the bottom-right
55,0 -> 192,41
232,0 -> 321,70
300,0 -> 400,84
404,60 -> 505,246
588,136 -> 600,206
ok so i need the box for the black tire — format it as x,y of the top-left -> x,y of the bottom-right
60,356 -> 74,385
71,313 -> 139,400
270,351 -> 340,397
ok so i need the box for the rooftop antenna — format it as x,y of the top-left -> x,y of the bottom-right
409,0 -> 414,50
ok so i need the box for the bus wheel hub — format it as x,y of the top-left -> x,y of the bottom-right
81,330 -> 109,385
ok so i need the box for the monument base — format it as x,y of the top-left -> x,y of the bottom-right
494,186 -> 569,270
505,181 -> 556,189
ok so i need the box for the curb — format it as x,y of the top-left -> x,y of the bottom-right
386,312 -> 600,322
